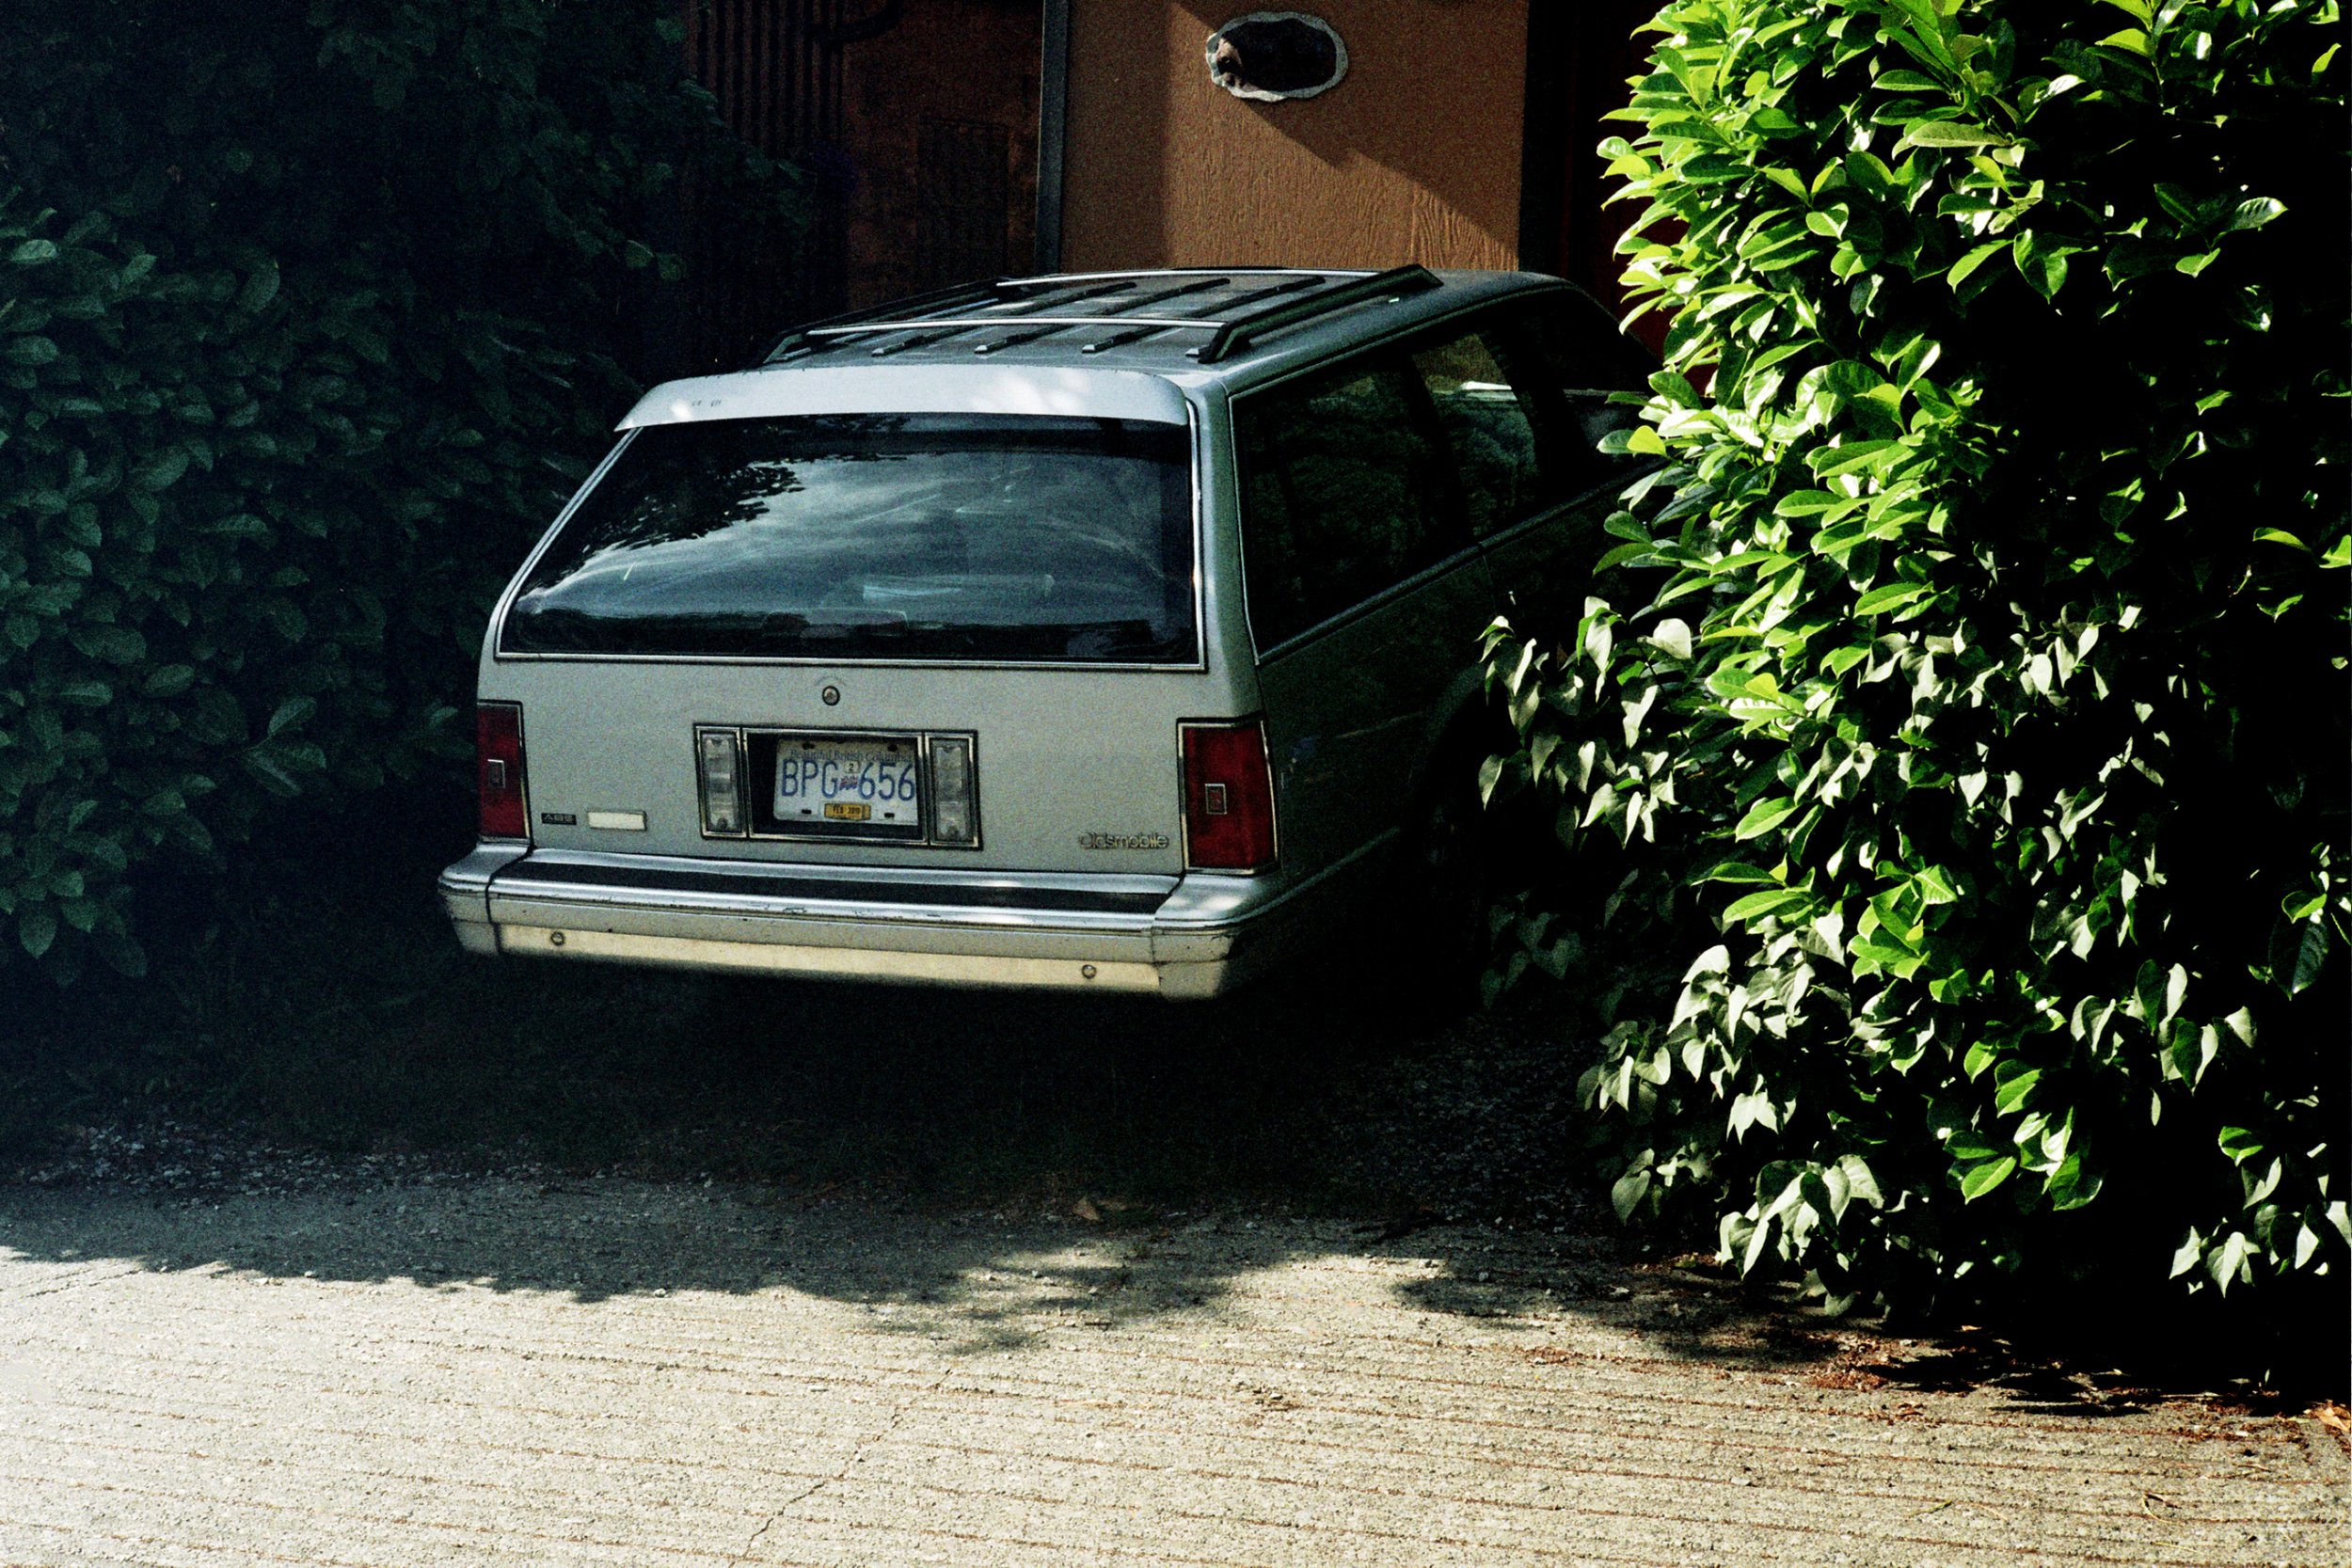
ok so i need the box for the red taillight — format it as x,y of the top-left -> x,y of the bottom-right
1181,720 -> 1277,872
477,702 -> 529,840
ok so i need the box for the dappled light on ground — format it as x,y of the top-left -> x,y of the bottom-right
1,1177 -> 2341,1568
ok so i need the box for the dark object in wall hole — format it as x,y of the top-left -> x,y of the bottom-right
1206,12 -> 1348,102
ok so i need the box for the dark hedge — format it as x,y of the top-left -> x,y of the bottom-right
0,0 -> 797,981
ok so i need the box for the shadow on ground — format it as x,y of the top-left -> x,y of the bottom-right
3,786 -> 1607,1227
5,801 -> 2331,1413
1,1162 -> 2294,1429
0,1157 -> 1831,1376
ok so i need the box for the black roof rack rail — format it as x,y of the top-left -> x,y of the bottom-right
803,313 -> 1221,343
1022,265 -> 1370,286
763,275 -> 1106,360
1064,275 -> 1242,354
974,281 -> 1232,359
1081,275 -> 1322,356
974,277 -> 1225,356
766,279 -> 1008,361
1192,264 -> 1442,364
882,279 -> 1138,358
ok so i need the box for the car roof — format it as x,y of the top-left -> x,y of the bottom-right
615,268 -> 1601,434
768,266 -> 1581,382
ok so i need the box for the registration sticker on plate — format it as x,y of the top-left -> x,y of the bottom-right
773,736 -> 920,831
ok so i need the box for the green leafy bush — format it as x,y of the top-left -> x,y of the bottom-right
0,0 -> 795,981
1483,0 -> 2347,1321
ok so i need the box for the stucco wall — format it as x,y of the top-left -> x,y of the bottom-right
1062,0 -> 1528,273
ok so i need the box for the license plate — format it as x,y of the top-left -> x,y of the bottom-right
772,735 -> 921,830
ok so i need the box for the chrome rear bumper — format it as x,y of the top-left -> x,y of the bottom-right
437,846 -> 1315,999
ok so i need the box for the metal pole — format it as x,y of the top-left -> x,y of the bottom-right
1034,0 -> 1071,275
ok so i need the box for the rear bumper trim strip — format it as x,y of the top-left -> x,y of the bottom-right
493,857 -> 1168,916
438,845 -> 1376,999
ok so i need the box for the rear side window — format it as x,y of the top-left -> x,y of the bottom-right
500,415 -> 1196,664
1499,294 -> 1658,499
1234,359 -> 1465,649
1407,327 -> 1545,539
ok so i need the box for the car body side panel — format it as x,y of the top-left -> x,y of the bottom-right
1478,493 -> 1616,626
1252,553 -> 1496,880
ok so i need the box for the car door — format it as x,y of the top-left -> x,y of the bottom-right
1401,294 -> 1658,624
1234,352 -> 1492,882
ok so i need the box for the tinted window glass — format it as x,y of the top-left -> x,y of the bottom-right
501,415 -> 1196,663
1235,359 -> 1463,648
1500,294 -> 1659,497
1409,329 -> 1545,539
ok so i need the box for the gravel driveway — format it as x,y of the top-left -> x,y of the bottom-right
0,1170 -> 2342,1567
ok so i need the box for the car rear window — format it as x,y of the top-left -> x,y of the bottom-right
500,414 -> 1197,663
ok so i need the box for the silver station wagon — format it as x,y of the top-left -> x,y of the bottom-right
438,266 -> 1652,998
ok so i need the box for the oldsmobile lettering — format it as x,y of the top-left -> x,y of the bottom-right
1079,832 -> 1171,851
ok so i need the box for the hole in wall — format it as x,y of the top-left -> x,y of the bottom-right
1205,12 -> 1348,103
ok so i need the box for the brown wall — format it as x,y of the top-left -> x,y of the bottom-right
1062,0 -> 1528,273
838,0 -> 1041,308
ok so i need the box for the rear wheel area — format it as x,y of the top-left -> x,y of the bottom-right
1358,730 -> 1511,1026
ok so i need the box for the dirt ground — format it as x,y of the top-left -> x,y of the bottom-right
1,1172 -> 2343,1567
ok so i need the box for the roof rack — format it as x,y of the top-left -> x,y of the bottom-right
874,278 -> 1136,359
759,264 -> 1445,365
764,277 -> 1022,360
1020,266 -> 1372,286
1192,265 -> 1440,363
1077,275 -> 1312,355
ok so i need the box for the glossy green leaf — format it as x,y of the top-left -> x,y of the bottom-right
1958,1156 -> 2018,1201
1852,581 -> 1932,614
142,664 -> 198,698
1724,886 -> 1812,923
1612,1161 -> 1654,1222
2288,922 -> 2330,995
1899,119 -> 2010,149
235,261 -> 280,316
17,905 -> 56,958
1994,1067 -> 2042,1115
265,696 -> 318,738
2217,1126 -> 2265,1165
2206,1231 -> 2252,1292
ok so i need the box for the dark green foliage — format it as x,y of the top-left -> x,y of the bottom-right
0,0 -> 796,982
1483,0 -> 2347,1322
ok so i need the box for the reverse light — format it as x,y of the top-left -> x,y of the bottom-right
927,734 -> 978,847
1181,720 -> 1276,872
698,728 -> 745,836
476,702 -> 528,840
